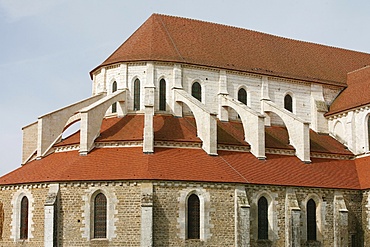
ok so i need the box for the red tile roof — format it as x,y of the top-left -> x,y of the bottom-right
355,155 -> 370,189
309,130 -> 352,156
1,115 -> 361,188
91,14 -> 370,86
0,147 -> 362,189
265,126 -> 293,150
327,66 -> 370,115
57,115 -> 349,155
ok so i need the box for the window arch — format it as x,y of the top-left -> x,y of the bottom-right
93,193 -> 107,239
20,196 -> 29,240
334,120 -> 346,144
238,88 -> 247,105
187,194 -> 200,239
284,94 -> 293,112
112,81 -> 117,113
134,79 -> 141,111
258,196 -> 268,240
192,82 -> 202,102
307,199 -> 317,241
159,79 -> 166,111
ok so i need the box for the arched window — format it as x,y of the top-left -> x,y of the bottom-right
307,199 -> 317,241
134,79 -> 141,111
238,88 -> 247,105
159,79 -> 166,111
192,82 -> 201,102
187,194 -> 200,239
20,196 -> 29,239
368,115 -> 370,151
258,196 -> 268,240
0,201 -> 3,240
284,94 -> 293,112
93,193 -> 107,239
112,81 -> 117,113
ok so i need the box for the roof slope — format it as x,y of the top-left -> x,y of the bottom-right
0,148 -> 361,189
327,66 -> 370,115
0,115 -> 358,188
93,14 -> 370,86
56,115 -> 349,155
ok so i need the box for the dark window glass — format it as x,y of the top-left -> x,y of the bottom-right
187,194 -> 200,239
284,94 -> 293,112
94,193 -> 107,238
368,116 -> 370,150
0,201 -> 3,240
134,79 -> 141,111
238,88 -> 247,105
192,82 -> 201,102
20,196 -> 28,239
351,234 -> 357,247
159,79 -> 166,111
258,196 -> 268,240
307,199 -> 317,241
112,81 -> 117,113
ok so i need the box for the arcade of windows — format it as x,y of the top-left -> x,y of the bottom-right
12,191 -> 320,242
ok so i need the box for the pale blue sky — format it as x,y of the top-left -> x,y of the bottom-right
0,0 -> 370,176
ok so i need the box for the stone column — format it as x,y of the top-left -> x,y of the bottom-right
291,209 -> 301,247
44,184 -> 59,247
260,76 -> 271,126
141,183 -> 153,247
285,188 -> 301,247
119,63 -> 128,90
310,84 -> 328,133
235,186 -> 250,247
334,192 -> 348,247
172,64 -> 183,117
143,62 -> 155,153
218,70 -> 229,122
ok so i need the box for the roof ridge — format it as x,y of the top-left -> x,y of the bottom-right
155,14 -> 185,62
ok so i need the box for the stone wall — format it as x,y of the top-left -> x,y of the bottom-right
0,181 -> 364,246
94,62 -> 341,126
328,106 -> 370,155
0,185 -> 48,247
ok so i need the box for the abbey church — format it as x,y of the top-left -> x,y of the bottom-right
1,14 -> 370,246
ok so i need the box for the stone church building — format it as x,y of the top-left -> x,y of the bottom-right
1,14 -> 370,246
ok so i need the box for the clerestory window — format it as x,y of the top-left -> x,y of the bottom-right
192,82 -> 201,102
159,79 -> 166,111
134,79 -> 141,111
238,88 -> 247,105
284,94 -> 293,112
112,81 -> 117,113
